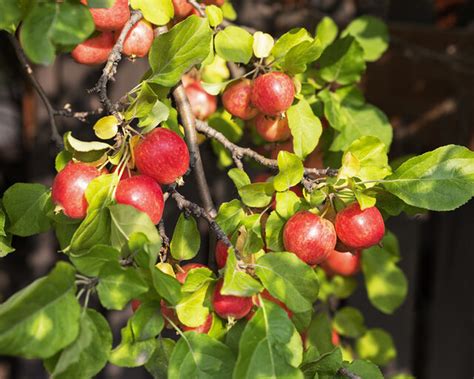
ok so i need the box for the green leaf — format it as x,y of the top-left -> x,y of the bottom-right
302,347 -> 342,376
282,39 -> 323,75
0,234 -> 15,257
306,312 -> 334,355
131,0 -> 173,26
150,266 -> 182,306
275,191 -> 301,219
145,338 -> 176,378
55,150 -> 73,172
382,144 -> 474,211
241,214 -> 265,255
238,182 -> 274,208
271,28 -> 312,61
362,246 -> 408,314
274,151 -> 304,191
70,244 -> 120,277
181,267 -> 215,293
138,99 -> 170,130
97,262 -> 148,310
233,300 -> 304,379
70,208 -> 111,256
109,204 -> 161,250
206,4 -> 223,27
215,25 -> 253,64
356,328 -> 396,366
333,307 -> 366,338
88,0 -> 115,6
264,211 -> 286,251
228,168 -> 251,190
253,31 -> 274,59
0,0 -> 24,32
85,174 -> 117,213
175,284 -> 210,328
93,115 -> 119,140
0,262 -> 80,358
255,252 -> 319,313
222,249 -> 263,296
331,275 -> 358,299
287,99 -> 322,159
170,213 -> 200,261
168,332 -> 236,378
125,82 -> 160,121
319,36 -> 366,85
64,132 -> 111,163
149,16 -> 212,86
3,183 -> 51,237
316,17 -> 338,48
342,16 -> 389,61
337,360 -> 383,379
45,309 -> 112,379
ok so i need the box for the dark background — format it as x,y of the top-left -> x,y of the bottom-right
0,0 -> 473,378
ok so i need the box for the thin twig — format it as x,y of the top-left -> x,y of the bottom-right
337,367 -> 362,379
90,10 -> 143,115
188,0 -> 206,16
54,106 -> 104,122
195,120 -> 338,177
8,34 -> 63,147
158,219 -> 170,260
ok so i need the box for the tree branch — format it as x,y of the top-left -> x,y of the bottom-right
54,106 -> 104,122
90,10 -> 143,115
337,367 -> 361,379
195,120 -> 338,177
8,34 -> 63,148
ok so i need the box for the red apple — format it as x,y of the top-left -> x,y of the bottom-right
251,72 -> 295,116
212,280 -> 253,319
71,32 -> 114,65
112,166 -> 135,180
176,263 -> 207,284
335,203 -> 385,249
222,79 -> 258,120
255,113 -> 291,142
161,299 -> 180,327
320,250 -> 361,277
81,0 -> 130,32
332,330 -> 340,346
131,299 -> 141,312
283,211 -> 337,265
215,240 -> 229,269
182,313 -> 213,333
184,81 -> 217,120
52,162 -> 101,219
122,20 -> 154,58
115,175 -> 164,224
255,290 -> 293,318
134,128 -> 190,185
172,0 -> 194,20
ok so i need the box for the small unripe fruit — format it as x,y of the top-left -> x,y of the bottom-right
212,280 -> 253,319
215,240 -> 229,269
320,250 -> 361,277
283,211 -> 337,265
251,72 -> 295,116
176,263 -> 207,284
115,175 -> 164,224
134,128 -> 190,185
71,32 -> 114,65
52,162 -> 101,219
185,82 -> 217,120
182,314 -> 213,334
122,20 -> 154,58
172,0 -> 194,20
222,79 -> 258,120
335,203 -> 385,249
81,0 -> 130,32
254,114 -> 291,142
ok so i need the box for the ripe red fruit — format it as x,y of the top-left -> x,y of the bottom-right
256,290 -> 293,318
212,280 -> 253,319
134,128 -> 190,185
251,72 -> 295,116
184,81 -> 217,120
335,203 -> 385,249
176,263 -> 207,284
255,114 -> 291,142
161,300 -> 179,327
215,240 -> 229,269
122,20 -> 154,58
115,175 -> 164,224
320,250 -> 361,277
283,211 -> 337,265
81,0 -> 130,32
131,299 -> 141,312
182,314 -> 213,334
52,162 -> 101,219
172,0 -> 194,20
71,32 -> 114,65
222,79 -> 258,120
332,330 -> 340,346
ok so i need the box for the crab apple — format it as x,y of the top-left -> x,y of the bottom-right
332,330 -> 340,346
134,128 -> 190,185
172,0 -> 194,20
184,81 -> 217,120
256,290 -> 293,318
115,175 -> 164,224
52,162 -> 101,219
251,72 -> 295,116
283,211 -> 337,265
335,203 -> 385,249
71,32 -> 114,65
215,240 -> 229,269
255,113 -> 291,142
320,250 -> 361,277
122,20 -> 154,58
212,280 -> 253,319
182,314 -> 213,334
81,0 -> 130,32
222,79 -> 258,120
176,263 -> 207,284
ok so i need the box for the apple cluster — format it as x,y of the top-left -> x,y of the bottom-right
52,127 -> 190,225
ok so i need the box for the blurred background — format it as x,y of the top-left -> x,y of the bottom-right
0,0 -> 473,378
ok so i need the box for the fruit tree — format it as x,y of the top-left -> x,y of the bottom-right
0,1 -> 473,378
